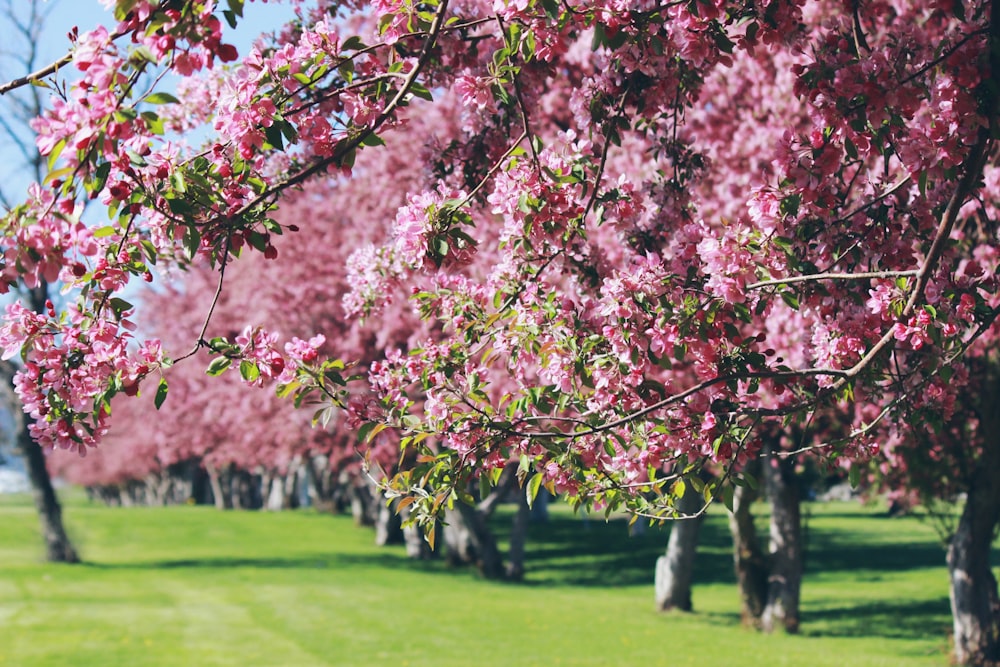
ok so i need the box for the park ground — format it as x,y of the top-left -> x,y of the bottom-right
0,492 -> 964,666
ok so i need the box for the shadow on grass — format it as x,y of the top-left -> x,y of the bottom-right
802,598 -> 952,640
74,506 -> 955,644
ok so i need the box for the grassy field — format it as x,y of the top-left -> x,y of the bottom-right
0,491 -> 959,666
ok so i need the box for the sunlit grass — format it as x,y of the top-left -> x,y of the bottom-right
0,492 -> 958,666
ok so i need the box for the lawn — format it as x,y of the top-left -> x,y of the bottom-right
0,492 -> 957,666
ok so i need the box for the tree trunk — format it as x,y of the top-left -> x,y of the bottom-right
350,480 -> 377,526
400,504 -> 436,559
452,501 -> 505,579
949,492 -> 1000,666
264,471 -> 285,511
19,430 -> 79,563
305,455 -> 338,512
1,348 -> 79,563
728,480 -> 768,627
949,377 -> 1000,666
506,492 -> 531,581
443,506 -> 478,566
761,439 -> 802,634
655,481 -> 705,612
374,494 -> 404,546
0,0 -> 77,563
206,463 -> 233,510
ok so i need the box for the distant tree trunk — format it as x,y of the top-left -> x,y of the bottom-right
530,488 -> 550,522
949,379 -> 1000,666
374,493 -> 404,546
0,0 -> 79,565
443,468 -> 518,580
19,425 -> 79,563
399,503 -> 437,559
452,501 -> 505,579
304,455 -> 338,512
229,469 -> 259,509
655,481 -> 705,612
728,478 -> 768,627
264,466 -> 299,511
206,462 -> 233,510
443,505 -> 477,565
1,354 -> 79,563
761,439 -> 802,634
282,457 -> 302,509
505,492 -> 531,581
350,480 -> 377,526
191,463 -> 212,505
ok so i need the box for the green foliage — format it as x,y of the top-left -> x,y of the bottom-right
0,495 -> 959,666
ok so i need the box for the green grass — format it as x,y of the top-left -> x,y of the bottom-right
0,493 -> 959,666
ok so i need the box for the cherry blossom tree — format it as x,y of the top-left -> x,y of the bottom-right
4,0 -> 1000,661
0,0 -> 79,563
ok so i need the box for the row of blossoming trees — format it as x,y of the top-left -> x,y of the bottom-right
3,0 -> 1000,663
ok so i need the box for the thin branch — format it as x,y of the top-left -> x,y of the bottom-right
174,236 -> 233,363
228,0 -> 451,222
0,52 -> 71,96
747,269 -> 918,290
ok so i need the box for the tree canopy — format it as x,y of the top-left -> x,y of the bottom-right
3,0 -> 1000,661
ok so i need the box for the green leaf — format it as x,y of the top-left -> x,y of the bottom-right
240,360 -> 260,383
848,463 -> 861,489
109,297 -> 134,315
91,161 -> 112,194
526,473 -> 544,509
780,291 -> 800,310
44,168 -> 73,193
721,483 -> 735,512
264,123 -> 285,151
154,378 -> 169,409
145,92 -> 180,105
426,523 -> 436,551
206,357 -> 231,376
341,35 -> 366,51
409,82 -> 434,101
46,138 -> 66,170
432,236 -> 449,257
167,197 -> 194,216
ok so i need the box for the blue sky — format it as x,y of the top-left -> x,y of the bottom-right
0,2 -> 300,464
38,0 -> 295,62
0,0 -> 296,203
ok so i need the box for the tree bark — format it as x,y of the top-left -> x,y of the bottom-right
19,427 -> 79,562
400,503 -> 437,559
949,375 -> 1000,666
728,481 -> 768,627
205,462 -> 233,510
655,481 -> 705,612
350,480 -> 377,526
0,357 -> 79,563
505,492 -> 531,581
761,439 -> 802,634
304,455 -> 339,512
0,2 -> 80,564
452,500 -> 505,579
443,505 -> 478,565
374,493 -> 404,546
